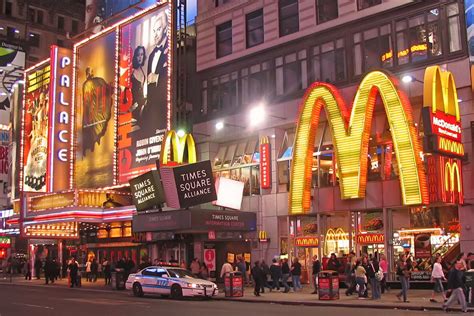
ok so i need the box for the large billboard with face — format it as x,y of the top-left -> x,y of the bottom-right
23,62 -> 51,192
118,4 -> 170,183
74,30 -> 116,188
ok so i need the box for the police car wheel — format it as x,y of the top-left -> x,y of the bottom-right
170,284 -> 183,299
133,282 -> 144,297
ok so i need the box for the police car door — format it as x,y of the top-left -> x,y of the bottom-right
141,268 -> 160,293
154,268 -> 171,294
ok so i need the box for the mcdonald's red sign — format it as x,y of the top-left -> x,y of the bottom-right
356,233 -> 384,245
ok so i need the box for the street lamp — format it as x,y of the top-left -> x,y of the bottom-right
401,75 -> 423,84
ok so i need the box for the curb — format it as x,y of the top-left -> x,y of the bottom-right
213,296 -> 472,312
0,281 -> 119,294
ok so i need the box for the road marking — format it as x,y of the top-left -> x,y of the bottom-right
63,298 -> 147,305
11,303 -> 54,310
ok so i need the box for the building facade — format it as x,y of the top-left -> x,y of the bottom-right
194,0 -> 473,282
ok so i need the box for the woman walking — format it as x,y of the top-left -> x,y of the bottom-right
396,254 -> 412,303
430,255 -> 447,303
355,259 -> 367,299
379,254 -> 388,293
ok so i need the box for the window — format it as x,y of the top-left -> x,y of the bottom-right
29,33 -> 40,48
215,0 -> 231,6
72,20 -> 79,35
5,0 -> 12,16
241,61 -> 273,105
279,0 -> 299,37
216,21 -> 232,58
58,16 -> 65,30
312,38 -> 346,83
246,9 -> 264,48
28,8 -> 35,22
6,26 -> 18,40
353,24 -> 392,74
317,0 -> 338,24
37,10 -> 43,24
276,51 -> 306,96
358,0 -> 382,10
207,72 -> 238,112
447,3 -> 461,53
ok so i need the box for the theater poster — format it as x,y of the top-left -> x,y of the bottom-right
118,3 -> 170,183
74,30 -> 116,188
23,63 -> 51,192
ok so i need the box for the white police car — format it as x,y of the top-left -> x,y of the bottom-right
126,266 -> 218,299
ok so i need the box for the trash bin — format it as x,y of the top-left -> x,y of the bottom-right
224,271 -> 244,297
111,270 -> 126,290
465,271 -> 474,307
318,270 -> 339,300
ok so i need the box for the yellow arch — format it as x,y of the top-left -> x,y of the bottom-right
159,130 -> 197,166
290,70 -> 428,214
423,65 -> 460,121
445,161 -> 462,193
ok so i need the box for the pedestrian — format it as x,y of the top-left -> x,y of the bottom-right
345,252 -> 357,296
44,257 -> 54,285
327,253 -> 341,272
180,260 -> 186,269
443,259 -> 468,312
68,257 -> 79,288
355,259 -> 367,299
125,257 -> 135,279
270,258 -> 282,291
430,255 -> 447,303
200,262 -> 209,280
85,259 -> 92,282
311,255 -> 321,294
379,254 -> 389,293
290,257 -> 302,292
235,256 -> 247,286
103,258 -> 111,285
91,258 -> 98,282
251,261 -> 264,296
190,258 -> 201,277
367,256 -> 381,299
396,254 -> 411,303
34,257 -> 42,280
281,258 -> 290,293
260,260 -> 272,293
220,260 -> 233,281
23,259 -> 32,280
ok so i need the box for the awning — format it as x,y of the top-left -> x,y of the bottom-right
132,208 -> 257,233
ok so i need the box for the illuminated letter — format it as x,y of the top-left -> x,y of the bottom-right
60,75 -> 70,87
290,70 -> 428,214
61,57 -> 71,68
58,149 -> 68,162
58,130 -> 68,143
59,111 -> 69,124
159,130 -> 197,166
59,92 -> 69,106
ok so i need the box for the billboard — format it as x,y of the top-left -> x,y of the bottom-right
22,61 -> 51,192
118,4 -> 171,183
74,30 -> 116,188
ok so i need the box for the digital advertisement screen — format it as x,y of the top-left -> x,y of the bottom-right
118,4 -> 170,183
23,63 -> 51,192
74,30 -> 116,188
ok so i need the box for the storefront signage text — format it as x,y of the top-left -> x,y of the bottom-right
356,233 -> 384,244
0,236 -> 11,248
260,136 -> 271,189
295,236 -> 319,247
129,170 -> 165,212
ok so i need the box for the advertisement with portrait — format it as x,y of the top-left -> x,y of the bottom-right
74,30 -> 116,188
23,62 -> 51,192
118,3 -> 170,183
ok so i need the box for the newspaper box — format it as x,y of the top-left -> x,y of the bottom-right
224,271 -> 243,297
318,270 -> 339,300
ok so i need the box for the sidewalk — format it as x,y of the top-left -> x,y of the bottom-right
1,276 -> 472,312
214,285 -> 473,312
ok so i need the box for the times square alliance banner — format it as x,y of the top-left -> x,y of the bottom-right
118,4 -> 170,183
74,30 -> 116,188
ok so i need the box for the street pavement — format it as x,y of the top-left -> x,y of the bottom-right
0,276 -> 472,315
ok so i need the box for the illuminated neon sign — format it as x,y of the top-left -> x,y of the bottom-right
159,130 -> 197,166
259,136 -> 271,189
290,70 -> 427,214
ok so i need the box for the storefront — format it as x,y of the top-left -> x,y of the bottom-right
132,208 -> 256,279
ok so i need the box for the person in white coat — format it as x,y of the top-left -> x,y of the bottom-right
220,260 -> 233,281
430,255 -> 447,303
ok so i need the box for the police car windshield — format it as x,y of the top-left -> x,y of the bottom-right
167,269 -> 195,278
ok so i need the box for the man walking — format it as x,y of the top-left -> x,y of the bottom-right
443,259 -> 468,313
281,258 -> 290,293
270,258 -> 282,291
251,261 -> 264,297
68,257 -> 79,288
311,255 -> 321,294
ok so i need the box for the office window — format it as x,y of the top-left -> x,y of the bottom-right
313,38 -> 346,83
72,20 -> 79,35
28,8 -> 35,22
37,10 -> 43,24
29,33 -> 40,48
447,3 -> 462,53
353,24 -> 392,74
216,21 -> 232,58
276,52 -> 305,96
246,9 -> 264,48
279,0 -> 299,37
207,72 -> 238,112
58,16 -> 65,30
215,0 -> 231,6
317,0 -> 338,24
358,0 -> 382,10
6,26 -> 18,40
5,0 -> 12,16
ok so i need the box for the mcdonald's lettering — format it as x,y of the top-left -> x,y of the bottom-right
259,230 -> 268,242
159,130 -> 197,166
290,70 -> 427,214
295,237 -> 319,247
426,155 -> 463,204
356,234 -> 384,245
259,136 -> 271,189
